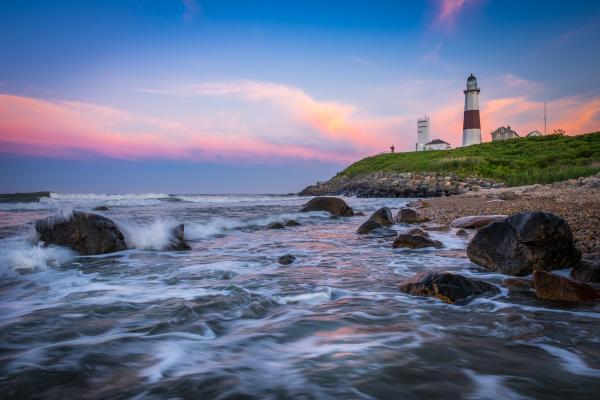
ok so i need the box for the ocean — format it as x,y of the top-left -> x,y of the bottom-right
0,193 -> 599,399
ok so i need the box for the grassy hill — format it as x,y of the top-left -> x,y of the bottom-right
337,132 -> 600,186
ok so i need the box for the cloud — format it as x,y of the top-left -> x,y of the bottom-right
350,56 -> 378,68
433,0 -> 468,29
182,0 -> 200,21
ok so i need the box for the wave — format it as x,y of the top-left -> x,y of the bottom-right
0,235 -> 76,279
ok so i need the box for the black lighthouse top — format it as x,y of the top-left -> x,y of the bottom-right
464,73 -> 480,93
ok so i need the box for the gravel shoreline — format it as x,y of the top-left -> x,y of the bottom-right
413,173 -> 600,256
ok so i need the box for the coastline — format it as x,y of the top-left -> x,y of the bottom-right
410,173 -> 600,256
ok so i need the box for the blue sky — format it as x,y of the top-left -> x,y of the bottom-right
1,0 -> 600,193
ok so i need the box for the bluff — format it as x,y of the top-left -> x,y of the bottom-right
300,132 -> 600,198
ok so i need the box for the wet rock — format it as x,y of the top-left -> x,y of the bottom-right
503,278 -> 534,292
498,191 -> 518,201
406,228 -> 429,238
267,222 -> 285,229
368,207 -> 394,226
354,211 -> 366,216
450,215 -> 508,229
35,211 -> 127,255
467,212 -> 581,276
278,254 -> 296,265
93,206 -> 110,211
300,196 -> 354,217
395,208 -> 426,224
168,224 -> 191,251
285,220 -> 301,227
392,234 -> 443,249
357,220 -> 382,234
533,270 -> 599,303
420,223 -> 447,231
570,255 -> 600,283
367,228 -> 398,238
398,271 -> 499,304
456,229 -> 469,237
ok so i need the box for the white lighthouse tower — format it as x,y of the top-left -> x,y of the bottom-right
416,116 -> 430,151
462,74 -> 482,146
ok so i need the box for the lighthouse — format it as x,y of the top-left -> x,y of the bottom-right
462,74 -> 482,146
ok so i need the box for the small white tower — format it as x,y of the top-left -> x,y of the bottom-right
417,116 -> 430,151
462,74 -> 482,146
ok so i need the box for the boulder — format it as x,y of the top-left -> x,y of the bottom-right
93,206 -> 110,211
406,228 -> 429,238
392,234 -> 443,249
278,254 -> 296,265
502,277 -> 534,292
300,197 -> 354,217
367,228 -> 398,238
570,255 -> 600,283
395,208 -> 425,224
284,220 -> 301,227
168,224 -> 191,251
35,211 -> 127,255
357,220 -> 382,234
267,222 -> 285,229
354,212 -> 366,216
498,191 -> 518,201
450,215 -> 508,229
533,270 -> 599,303
467,212 -> 581,276
398,271 -> 499,304
455,229 -> 469,237
368,207 -> 394,226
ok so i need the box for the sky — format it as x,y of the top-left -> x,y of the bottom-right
1,0 -> 600,193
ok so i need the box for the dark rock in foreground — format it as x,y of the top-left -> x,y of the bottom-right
467,212 -> 581,276
502,277 -> 534,292
357,220 -> 382,234
392,234 -> 443,249
278,254 -> 296,265
300,196 -> 354,217
455,229 -> 469,237
168,224 -> 191,251
368,207 -> 394,226
571,255 -> 600,283
398,271 -> 499,304
533,270 -> 599,303
450,215 -> 507,229
267,222 -> 285,229
36,211 -> 127,255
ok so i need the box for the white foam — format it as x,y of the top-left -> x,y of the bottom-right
0,237 -> 76,277
536,343 -> 600,377
463,369 -> 530,400
117,219 -> 180,250
275,290 -> 332,305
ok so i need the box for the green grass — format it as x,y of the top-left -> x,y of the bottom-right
337,132 -> 600,186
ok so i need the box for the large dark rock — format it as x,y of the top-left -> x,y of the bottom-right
533,270 -> 599,303
467,212 -> 581,276
392,234 -> 443,249
168,224 -> 191,251
35,211 -> 127,255
300,197 -> 354,217
398,271 -> 499,304
406,228 -> 429,238
450,215 -> 507,229
570,255 -> 600,283
368,207 -> 394,226
357,220 -> 382,234
285,220 -> 301,227
93,205 -> 110,211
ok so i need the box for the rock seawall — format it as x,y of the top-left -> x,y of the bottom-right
299,172 -> 503,198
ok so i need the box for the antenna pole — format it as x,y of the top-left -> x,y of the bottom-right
544,101 -> 547,135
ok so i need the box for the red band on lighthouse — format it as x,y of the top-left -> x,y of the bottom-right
463,110 -> 481,130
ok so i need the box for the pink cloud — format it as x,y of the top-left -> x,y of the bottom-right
434,0 -> 468,29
